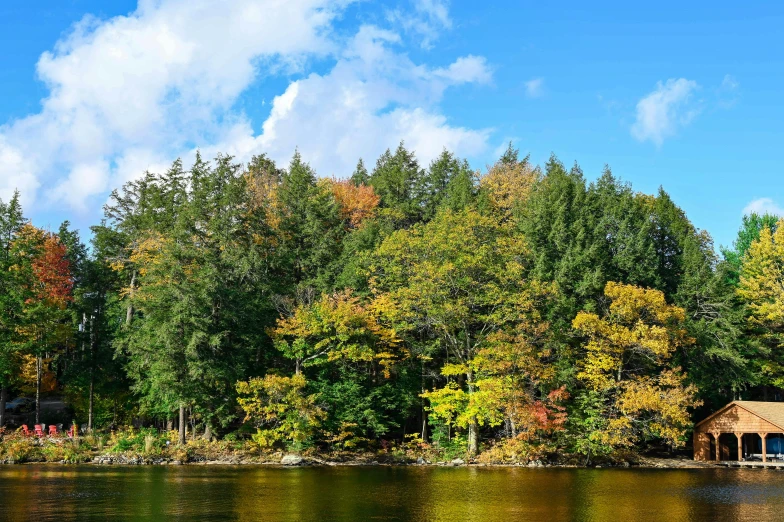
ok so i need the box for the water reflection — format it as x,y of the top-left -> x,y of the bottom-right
1,465 -> 784,521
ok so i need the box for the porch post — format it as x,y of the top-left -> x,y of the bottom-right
713,432 -> 721,461
735,432 -> 743,461
761,433 -> 768,463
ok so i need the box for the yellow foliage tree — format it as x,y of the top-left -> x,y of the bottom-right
572,282 -> 700,450
271,290 -> 402,377
480,156 -> 538,219
371,208 -> 560,454
236,374 -> 326,449
737,218 -> 784,386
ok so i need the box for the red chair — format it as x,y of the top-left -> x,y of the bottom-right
21,425 -> 31,437
48,425 -> 57,436
67,425 -> 76,438
34,425 -> 44,437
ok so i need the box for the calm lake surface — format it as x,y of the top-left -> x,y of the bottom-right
1,465 -> 784,521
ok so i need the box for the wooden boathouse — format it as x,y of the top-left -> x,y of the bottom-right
694,401 -> 784,462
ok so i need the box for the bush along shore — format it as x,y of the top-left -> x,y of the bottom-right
0,427 -> 711,468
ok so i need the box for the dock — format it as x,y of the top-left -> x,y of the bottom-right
718,461 -> 784,470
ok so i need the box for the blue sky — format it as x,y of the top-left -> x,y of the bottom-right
0,1 -> 782,249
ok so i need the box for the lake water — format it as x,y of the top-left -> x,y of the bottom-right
1,465 -> 783,521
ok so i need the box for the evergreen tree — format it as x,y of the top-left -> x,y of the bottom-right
416,150 -> 478,220
721,212 -> 780,285
369,142 -> 424,227
0,191 -> 25,427
350,158 -> 370,186
276,151 -> 344,293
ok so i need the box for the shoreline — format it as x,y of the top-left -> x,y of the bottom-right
0,456 -> 719,470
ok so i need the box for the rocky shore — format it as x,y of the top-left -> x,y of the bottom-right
68,454 -> 715,469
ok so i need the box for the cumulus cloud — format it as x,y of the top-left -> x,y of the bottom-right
224,25 -> 492,176
743,198 -> 784,217
0,137 -> 39,207
0,0 -> 492,216
524,78 -> 544,98
631,78 -> 700,146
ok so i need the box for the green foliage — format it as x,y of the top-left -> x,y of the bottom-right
109,427 -> 168,454
566,390 -> 614,464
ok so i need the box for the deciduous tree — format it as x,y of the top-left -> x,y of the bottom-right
572,282 -> 700,455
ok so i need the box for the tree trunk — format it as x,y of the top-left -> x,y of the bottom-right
88,313 -> 95,432
0,386 -> 7,428
203,423 -> 212,441
466,369 -> 478,456
468,419 -> 479,456
420,359 -> 427,442
88,373 -> 94,432
125,271 -> 136,325
35,356 -> 42,424
178,404 -> 186,445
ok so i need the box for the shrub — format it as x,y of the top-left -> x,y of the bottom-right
109,427 -> 167,455
0,435 -> 42,463
475,436 -> 549,464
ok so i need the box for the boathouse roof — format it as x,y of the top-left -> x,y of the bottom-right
695,401 -> 784,432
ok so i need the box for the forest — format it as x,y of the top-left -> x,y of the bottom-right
0,142 -> 782,464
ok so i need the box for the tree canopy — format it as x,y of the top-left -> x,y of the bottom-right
0,142 -> 773,463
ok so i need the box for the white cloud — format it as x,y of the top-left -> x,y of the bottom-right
743,198 -> 784,217
524,78 -> 544,98
1,0 -> 347,212
434,55 -> 492,85
721,74 -> 739,91
387,0 -> 452,49
418,0 -> 451,29
0,0 -> 492,215
50,160 -> 111,213
631,78 -> 700,146
719,74 -> 740,108
0,137 -> 39,208
224,24 -> 491,176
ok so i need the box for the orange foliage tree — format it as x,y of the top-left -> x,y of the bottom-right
329,179 -> 380,229
11,224 -> 74,422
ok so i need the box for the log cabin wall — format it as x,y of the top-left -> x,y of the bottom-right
697,405 -> 780,435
